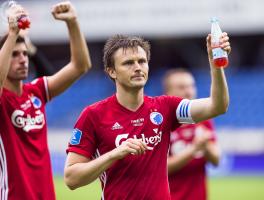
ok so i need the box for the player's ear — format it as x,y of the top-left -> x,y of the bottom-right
106,67 -> 116,79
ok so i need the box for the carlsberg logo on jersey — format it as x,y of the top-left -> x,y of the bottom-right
11,110 -> 45,132
115,130 -> 163,148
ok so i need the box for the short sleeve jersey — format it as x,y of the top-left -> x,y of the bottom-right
168,120 -> 216,200
0,77 -> 55,200
67,95 -> 184,200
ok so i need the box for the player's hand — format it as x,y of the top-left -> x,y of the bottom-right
51,1 -> 77,22
193,127 -> 211,151
7,4 -> 28,34
111,138 -> 151,160
206,32 -> 231,60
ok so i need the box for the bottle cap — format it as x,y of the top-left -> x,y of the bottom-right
211,17 -> 219,23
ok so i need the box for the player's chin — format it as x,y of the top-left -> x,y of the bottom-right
131,81 -> 146,89
135,77 -> 147,83
132,77 -> 147,84
17,68 -> 28,76
17,73 -> 28,80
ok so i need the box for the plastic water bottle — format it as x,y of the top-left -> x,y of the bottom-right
0,0 -> 30,30
211,17 -> 228,68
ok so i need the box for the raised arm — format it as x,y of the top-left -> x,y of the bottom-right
190,33 -> 230,123
46,1 -> 92,99
0,6 -> 26,95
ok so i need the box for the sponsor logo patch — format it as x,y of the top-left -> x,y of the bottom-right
115,131 -> 163,149
70,128 -> 82,145
11,110 -> 45,132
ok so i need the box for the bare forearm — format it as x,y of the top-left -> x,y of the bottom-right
65,138 -> 148,190
210,61 -> 229,115
64,151 -> 117,190
67,19 -> 91,74
168,145 -> 196,175
0,5 -> 24,91
45,18 -> 92,98
208,33 -> 230,116
191,64 -> 229,122
0,33 -> 18,91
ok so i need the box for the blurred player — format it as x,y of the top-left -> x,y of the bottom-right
0,1 -> 91,200
163,68 -> 220,200
64,34 -> 230,200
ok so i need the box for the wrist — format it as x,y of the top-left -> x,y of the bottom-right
209,57 -> 217,68
204,143 -> 211,154
188,144 -> 198,156
8,30 -> 19,37
66,17 -> 78,26
107,148 -> 122,161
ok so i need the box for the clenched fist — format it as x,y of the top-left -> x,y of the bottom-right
51,1 -> 77,22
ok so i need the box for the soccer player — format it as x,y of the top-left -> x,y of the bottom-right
0,2 -> 91,200
64,34 -> 230,200
163,68 -> 220,200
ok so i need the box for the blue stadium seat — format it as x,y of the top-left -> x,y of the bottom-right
46,68 -> 264,129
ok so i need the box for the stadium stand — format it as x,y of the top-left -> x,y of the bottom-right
46,68 -> 264,128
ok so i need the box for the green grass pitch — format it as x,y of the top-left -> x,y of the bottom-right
54,176 -> 264,200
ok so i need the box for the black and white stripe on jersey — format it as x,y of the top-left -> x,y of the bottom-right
93,149 -> 106,200
0,135 -> 8,200
176,99 -> 194,124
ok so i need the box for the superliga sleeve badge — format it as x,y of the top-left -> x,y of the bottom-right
70,128 -> 82,145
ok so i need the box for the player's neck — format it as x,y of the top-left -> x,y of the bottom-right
4,79 -> 23,96
116,86 -> 144,112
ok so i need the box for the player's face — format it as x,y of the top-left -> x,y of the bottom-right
7,42 -> 29,81
166,73 -> 196,99
109,46 -> 149,90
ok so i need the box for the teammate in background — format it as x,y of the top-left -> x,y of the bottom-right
163,68 -> 220,200
20,30 -> 56,77
0,2 -> 91,200
64,33 -> 230,200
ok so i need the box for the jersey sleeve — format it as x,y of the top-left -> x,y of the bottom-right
66,107 -> 97,159
163,95 -> 195,124
30,77 -> 50,103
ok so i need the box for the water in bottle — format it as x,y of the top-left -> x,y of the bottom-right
211,17 -> 228,68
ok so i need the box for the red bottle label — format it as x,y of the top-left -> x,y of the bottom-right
212,48 -> 228,68
17,15 -> 31,29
